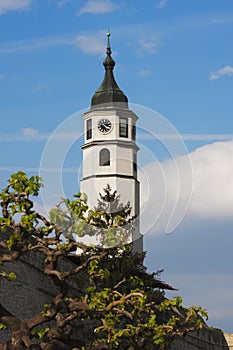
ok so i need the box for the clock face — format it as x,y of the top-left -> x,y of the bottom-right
98,119 -> 112,133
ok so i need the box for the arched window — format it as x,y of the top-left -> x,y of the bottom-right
99,148 -> 110,166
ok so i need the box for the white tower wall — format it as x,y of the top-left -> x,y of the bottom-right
79,35 -> 142,252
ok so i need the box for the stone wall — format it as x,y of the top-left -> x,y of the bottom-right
0,250 -> 82,343
0,251 -> 58,320
225,333 -> 233,348
170,328 -> 230,349
0,250 -> 231,349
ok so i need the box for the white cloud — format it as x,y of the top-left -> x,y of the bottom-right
78,0 -> 119,15
0,128 -> 46,142
0,167 -> 38,173
0,0 -> 32,15
0,134 -> 47,142
0,36 -> 74,54
0,167 -> 78,173
57,0 -> 73,6
139,141 -> 233,235
0,28 -> 159,57
0,34 -> 104,55
189,141 -> 233,217
0,130 -> 83,142
155,0 -> 167,9
35,84 -> 45,92
138,35 -> 160,54
138,132 -> 233,142
21,127 -> 39,137
139,69 -> 152,78
181,134 -> 233,141
209,65 -> 233,81
74,35 -> 105,55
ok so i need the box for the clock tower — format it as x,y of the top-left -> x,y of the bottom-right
80,34 -> 142,252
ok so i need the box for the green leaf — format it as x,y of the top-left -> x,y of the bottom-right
31,327 -> 49,340
0,323 -> 7,330
8,272 -> 16,280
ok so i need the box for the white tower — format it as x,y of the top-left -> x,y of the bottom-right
80,34 -> 142,252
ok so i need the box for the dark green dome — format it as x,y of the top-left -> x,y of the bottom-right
91,34 -> 128,109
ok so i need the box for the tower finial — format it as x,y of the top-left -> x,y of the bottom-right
91,30 -> 128,109
106,30 -> 111,56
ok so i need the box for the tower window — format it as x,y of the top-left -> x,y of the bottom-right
99,148 -> 110,166
86,119 -> 92,140
133,152 -> 137,176
119,118 -> 128,138
132,124 -> 136,141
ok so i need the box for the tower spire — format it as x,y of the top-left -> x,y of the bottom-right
106,30 -> 111,55
91,32 -> 128,109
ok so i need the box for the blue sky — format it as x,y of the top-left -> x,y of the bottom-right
0,0 -> 233,333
